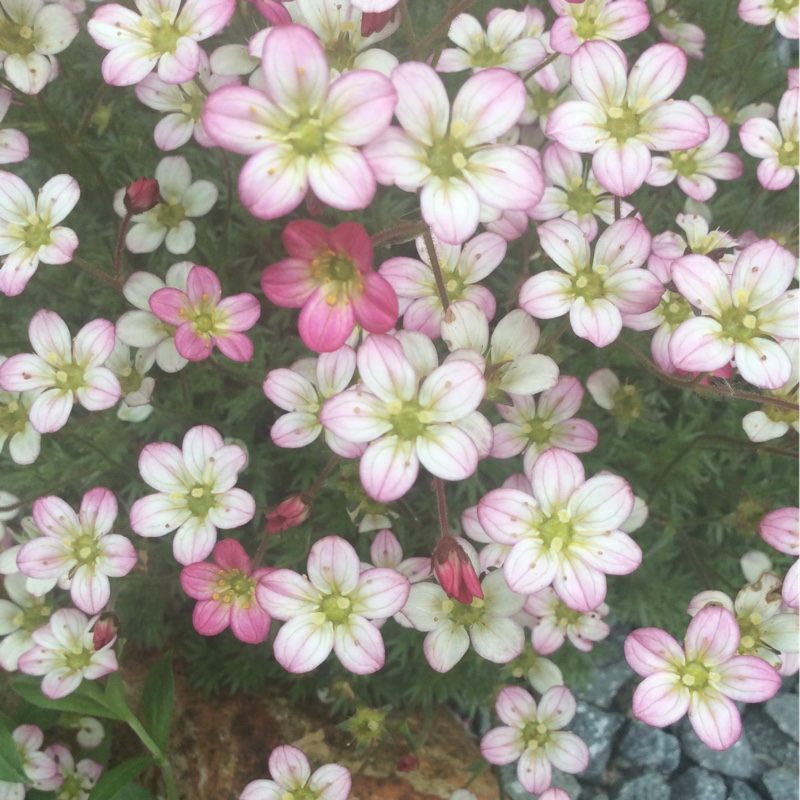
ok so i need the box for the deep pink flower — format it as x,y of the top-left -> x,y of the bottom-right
546,41 -> 709,196
180,539 -> 272,644
625,606 -> 781,750
149,265 -> 261,362
260,221 -> 397,352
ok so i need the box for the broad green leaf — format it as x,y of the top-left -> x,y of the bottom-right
88,757 -> 154,800
142,652 -> 174,752
11,676 -> 122,720
103,672 -> 130,719
0,718 -> 27,783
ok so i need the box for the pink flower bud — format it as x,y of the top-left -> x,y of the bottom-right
361,10 -> 394,36
124,178 -> 160,214
92,613 -> 119,651
432,536 -> 484,605
266,495 -> 311,535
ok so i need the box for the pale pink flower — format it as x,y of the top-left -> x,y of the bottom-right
759,507 -> 799,609
403,565 -> 526,673
351,0 -> 397,11
240,744 -> 351,800
45,745 -> 102,800
0,0 -> 78,94
549,0 -> 650,55
669,239 -> 798,389
16,488 -> 137,615
0,573 -> 52,671
149,264 -> 260,362
546,41 -> 710,196
528,143 -> 637,241
180,539 -> 272,644
0,725 -> 62,796
135,50 -> 240,150
261,220 -> 397,352
651,0 -> 706,59
116,262 -> 192,374
436,10 -> 548,73
263,345 -> 363,458
246,0 -> 291,25
480,685 -> 589,795
0,515 -> 60,596
203,24 -> 397,219
113,156 -> 217,254
740,87 -> 799,190
0,310 -> 120,434
646,116 -> 743,201
738,0 -> 799,38
369,529 -> 431,584
0,88 -> 28,163
364,62 -> 543,244
526,586 -> 610,654
0,172 -> 79,297
129,425 -> 255,565
87,0 -> 235,86
0,355 -> 41,464
520,217 -> 663,347
256,535 -> 410,674
17,608 -> 118,699
379,231 -> 505,338
625,606 -> 781,750
477,447 -> 641,611
491,376 -> 598,474
742,339 -> 798,442
320,333 -> 488,503
104,340 -> 156,423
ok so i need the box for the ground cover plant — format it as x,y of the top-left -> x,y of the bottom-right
0,0 -> 798,798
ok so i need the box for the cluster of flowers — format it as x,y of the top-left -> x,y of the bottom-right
0,0 -> 797,798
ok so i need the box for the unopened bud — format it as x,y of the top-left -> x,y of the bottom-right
124,178 -> 160,214
396,754 -> 417,772
92,613 -> 119,651
266,495 -> 311,534
432,536 -> 483,605
361,10 -> 394,36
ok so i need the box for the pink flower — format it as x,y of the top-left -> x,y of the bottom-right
520,217 -> 663,347
261,221 -> 397,352
526,586 -> 610,654
180,539 -> 272,644
431,535 -> 483,604
738,0 -> 799,38
256,536 -> 410,674
546,41 -> 709,196
652,0 -> 706,59
669,239 -> 798,389
130,425 -> 255,565
17,608 -> 118,699
624,606 -> 782,750
45,745 -> 102,800
149,264 -> 260,362
549,0 -> 650,55
0,355 -> 42,464
364,62 -> 543,243
740,86 -> 799,190
319,333 -> 488,503
87,0 -> 236,86
203,24 -> 397,218
0,725 -> 62,795
480,685 -> 589,795
759,507 -> 799,609
240,744 -> 351,800
646,116 -> 744,201
0,88 -> 28,164
0,310 -> 120,434
17,488 -> 137,615
477,448 -> 641,611
0,172 -> 79,297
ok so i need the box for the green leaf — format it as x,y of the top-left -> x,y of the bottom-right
142,652 -> 174,752
103,672 -> 130,719
112,785 -> 157,800
88,757 -> 154,800
0,718 -> 27,783
11,676 -> 123,720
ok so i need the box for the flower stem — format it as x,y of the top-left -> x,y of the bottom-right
432,477 -> 451,540
372,219 -> 428,248
71,255 -> 121,290
521,52 -> 559,83
114,213 -> 132,286
422,227 -> 451,316
123,713 -> 178,800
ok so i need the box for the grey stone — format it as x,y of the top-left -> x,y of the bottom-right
498,765 -> 582,800
575,658 -> 635,710
765,696 -> 799,742
678,718 -> 758,779
613,773 -> 670,800
571,701 -> 625,783
763,767 -> 800,800
615,720 -> 680,774
742,705 -> 798,773
670,766 -> 726,800
727,779 -> 767,800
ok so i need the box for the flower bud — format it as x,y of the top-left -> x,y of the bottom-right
266,495 -> 310,534
124,178 -> 160,214
92,613 -> 119,651
396,754 -> 418,772
361,10 -> 394,37
432,536 -> 483,605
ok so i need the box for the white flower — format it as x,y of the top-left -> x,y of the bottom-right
0,87 -> 28,163
0,573 -> 53,670
0,355 -> 41,464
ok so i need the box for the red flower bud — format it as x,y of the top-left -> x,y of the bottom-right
361,10 -> 395,37
92,613 -> 120,651
124,178 -> 160,214
432,536 -> 483,605
266,495 -> 311,534
396,754 -> 418,772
